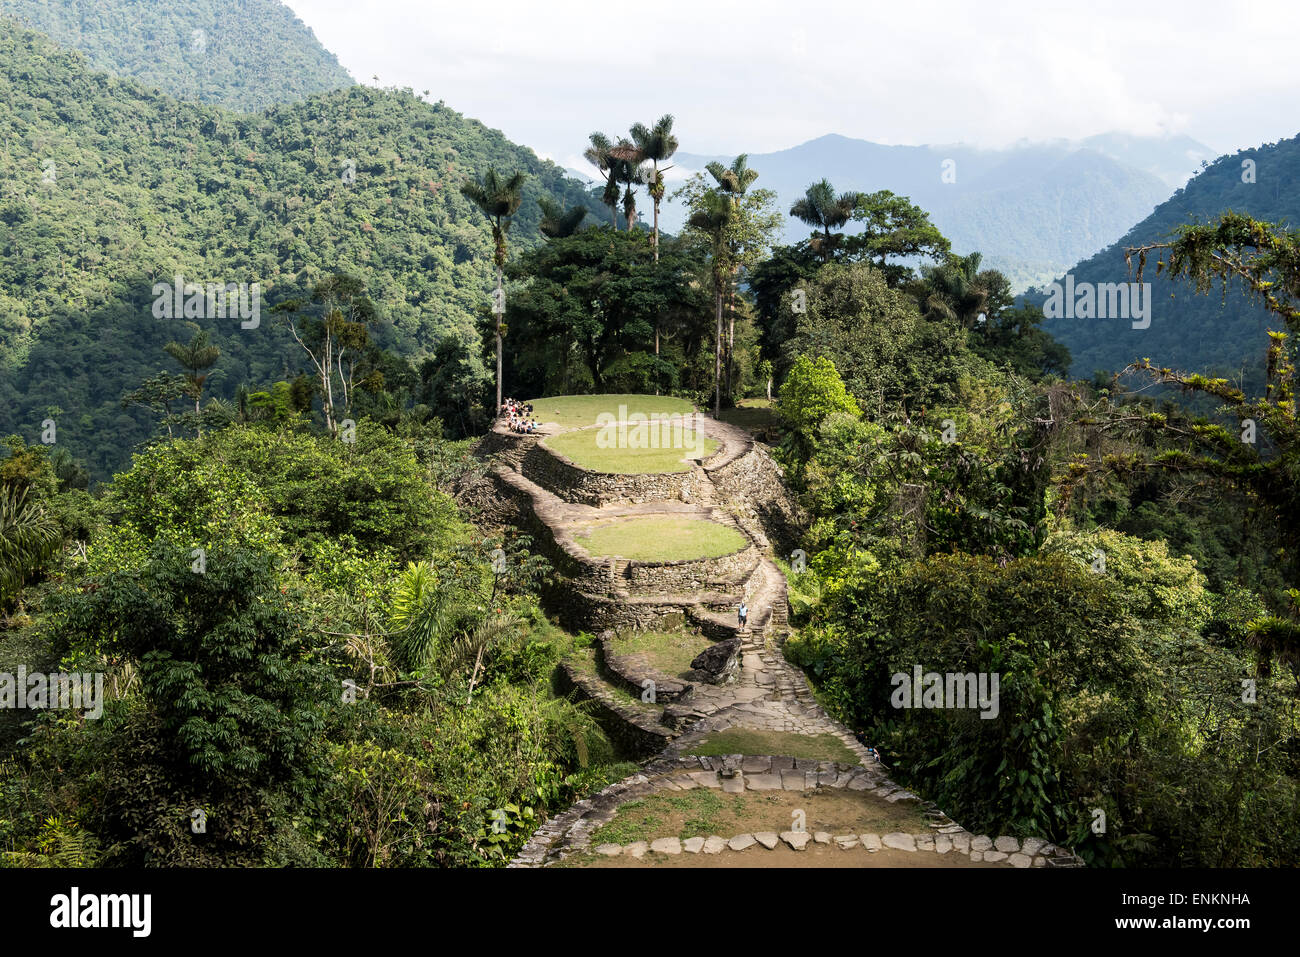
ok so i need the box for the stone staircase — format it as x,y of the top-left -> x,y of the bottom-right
466,410 -> 1082,868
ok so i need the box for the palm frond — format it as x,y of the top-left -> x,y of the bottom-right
388,562 -> 452,670
0,484 -> 60,604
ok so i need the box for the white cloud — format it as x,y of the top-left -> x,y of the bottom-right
285,0 -> 1300,160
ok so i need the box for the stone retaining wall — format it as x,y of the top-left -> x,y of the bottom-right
512,752 -> 1086,868
473,427 -> 542,471
620,544 -> 757,592
556,594 -> 692,633
707,442 -> 806,556
555,662 -> 675,759
524,440 -> 707,506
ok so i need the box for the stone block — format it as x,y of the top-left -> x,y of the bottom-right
780,769 -> 811,790
881,832 -> 916,851
728,834 -> 756,851
780,831 -> 811,850
688,771 -> 721,789
745,773 -> 783,791
650,837 -> 682,855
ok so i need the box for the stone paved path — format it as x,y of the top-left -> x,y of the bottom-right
481,410 -> 1081,869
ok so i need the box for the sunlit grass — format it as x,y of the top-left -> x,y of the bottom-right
544,425 -> 717,474
572,517 -> 746,562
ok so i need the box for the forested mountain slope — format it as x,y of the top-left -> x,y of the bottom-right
1035,134 -> 1300,388
0,0 -> 353,111
0,20 -> 602,477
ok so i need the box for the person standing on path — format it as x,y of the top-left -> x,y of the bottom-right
738,601 -> 748,629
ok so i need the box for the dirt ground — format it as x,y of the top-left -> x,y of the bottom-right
589,787 -> 931,847
572,843 -> 1011,868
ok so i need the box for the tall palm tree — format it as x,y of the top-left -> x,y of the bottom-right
538,197 -> 587,239
461,167 -> 527,413
606,139 -> 646,231
163,328 -> 221,432
584,133 -> 621,227
790,179 -> 862,262
630,115 -> 679,263
706,154 -> 758,199
707,155 -> 760,403
688,189 -> 735,417
631,115 -> 679,360
921,252 -> 989,328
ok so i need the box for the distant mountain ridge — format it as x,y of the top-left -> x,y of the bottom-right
0,0 -> 354,111
667,132 -> 1211,291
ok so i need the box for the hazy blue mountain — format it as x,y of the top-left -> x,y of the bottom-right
666,133 -> 1191,291
1079,132 -> 1219,187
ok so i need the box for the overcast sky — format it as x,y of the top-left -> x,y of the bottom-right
285,0 -> 1300,171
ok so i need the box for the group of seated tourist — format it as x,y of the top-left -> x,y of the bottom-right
500,398 -> 538,434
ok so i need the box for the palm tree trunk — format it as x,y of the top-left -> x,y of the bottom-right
495,264 -> 503,413
653,177 -> 661,392
652,183 -> 660,263
726,276 -> 737,405
713,283 -> 723,417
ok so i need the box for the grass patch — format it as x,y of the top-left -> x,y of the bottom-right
589,787 -> 928,845
564,647 -> 662,716
687,729 -> 860,765
544,425 -> 718,474
588,798 -> 662,845
609,629 -> 711,678
572,517 -> 747,563
525,394 -> 697,430
717,399 -> 780,434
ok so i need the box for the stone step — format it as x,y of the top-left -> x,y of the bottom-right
557,658 -> 678,758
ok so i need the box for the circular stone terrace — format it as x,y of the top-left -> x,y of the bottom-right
498,395 -> 761,564
478,396 -> 1082,868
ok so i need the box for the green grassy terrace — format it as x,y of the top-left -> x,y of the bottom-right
571,516 -> 747,562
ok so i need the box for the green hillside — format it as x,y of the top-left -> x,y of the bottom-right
0,0 -> 354,111
0,19 -> 602,477
1036,134 -> 1300,389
